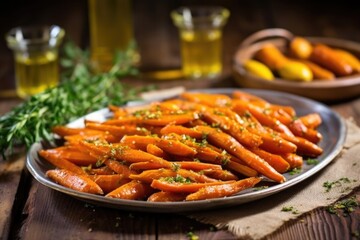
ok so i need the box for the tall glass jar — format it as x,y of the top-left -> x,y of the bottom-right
88,0 -> 134,71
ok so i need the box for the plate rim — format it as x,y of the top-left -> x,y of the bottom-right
26,88 -> 347,213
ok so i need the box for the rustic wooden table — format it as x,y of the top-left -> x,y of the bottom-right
1,1 -> 360,239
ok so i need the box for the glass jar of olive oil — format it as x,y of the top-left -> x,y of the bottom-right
6,25 -> 65,99
88,0 -> 136,72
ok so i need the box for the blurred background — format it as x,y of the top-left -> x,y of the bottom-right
1,0 -> 360,95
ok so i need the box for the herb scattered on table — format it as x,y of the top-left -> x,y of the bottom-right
323,177 -> 355,192
326,196 -> 359,216
0,41 -> 143,158
281,206 -> 299,214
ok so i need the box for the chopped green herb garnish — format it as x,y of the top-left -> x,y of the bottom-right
326,196 -> 358,216
253,186 -> 269,191
323,177 -> 352,192
289,168 -> 301,175
281,206 -> 299,214
306,159 -> 319,165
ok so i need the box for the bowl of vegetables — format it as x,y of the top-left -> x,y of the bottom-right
233,28 -> 360,102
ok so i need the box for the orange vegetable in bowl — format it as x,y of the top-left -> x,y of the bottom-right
289,37 -> 313,59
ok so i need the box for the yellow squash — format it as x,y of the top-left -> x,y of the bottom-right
243,59 -> 274,81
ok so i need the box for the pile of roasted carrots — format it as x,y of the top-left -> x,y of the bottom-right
39,90 -> 323,202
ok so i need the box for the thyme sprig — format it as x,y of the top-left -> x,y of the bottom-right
0,41 -> 141,158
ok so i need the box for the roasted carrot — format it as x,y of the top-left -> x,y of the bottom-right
288,118 -> 322,143
103,112 -> 198,126
147,191 -> 187,202
79,141 -> 175,169
88,166 -> 115,175
201,110 -> 263,148
281,153 -> 303,169
106,180 -> 154,200
185,177 -> 261,201
195,125 -> 286,183
88,174 -> 130,193
104,159 -> 135,177
232,100 -> 294,137
146,144 -> 169,159
180,92 -> 232,108
151,179 -> 235,193
46,169 -> 103,195
42,146 -> 98,166
121,135 -> 197,157
298,113 -> 322,129
201,169 -> 239,181
129,168 -> 217,184
160,124 -> 203,139
279,133 -> 323,157
39,149 -> 85,175
250,148 -> 290,173
85,122 -> 150,137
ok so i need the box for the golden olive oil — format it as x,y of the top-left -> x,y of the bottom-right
180,29 -> 222,78
88,0 -> 134,71
15,51 -> 59,99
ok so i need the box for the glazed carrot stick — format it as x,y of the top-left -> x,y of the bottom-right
104,159 -> 135,177
250,148 -> 290,173
130,168 -> 217,183
79,141 -> 175,169
64,133 -> 119,144
160,124 -> 203,139
88,166 -> 115,175
232,90 -> 269,107
151,179 -> 235,193
281,153 -> 303,169
43,146 -> 98,166
146,144 -> 169,159
106,180 -> 154,200
147,191 -> 187,202
195,125 -> 286,183
288,119 -> 322,143
279,133 -> 323,157
180,92 -> 232,108
121,135 -> 197,157
299,113 -> 322,129
88,174 -> 130,194
201,110 -> 263,148
39,149 -> 85,175
130,161 -> 222,172
232,100 -> 294,137
85,122 -> 150,137
201,169 -> 239,181
52,126 -> 105,137
185,177 -> 261,201
257,131 -> 297,154
232,90 -> 296,117
226,161 -> 258,177
46,169 -> 103,195
129,162 -> 166,171
103,112 -> 198,126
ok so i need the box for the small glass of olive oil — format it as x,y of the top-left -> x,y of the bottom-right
171,6 -> 230,79
6,25 -> 65,99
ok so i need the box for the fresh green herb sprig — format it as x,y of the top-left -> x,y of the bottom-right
0,41 -> 141,158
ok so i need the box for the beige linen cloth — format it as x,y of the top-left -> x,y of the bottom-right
186,118 -> 360,239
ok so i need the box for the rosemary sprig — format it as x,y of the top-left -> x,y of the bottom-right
0,41 -> 141,158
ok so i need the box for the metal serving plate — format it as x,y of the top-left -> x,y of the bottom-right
26,88 -> 346,213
